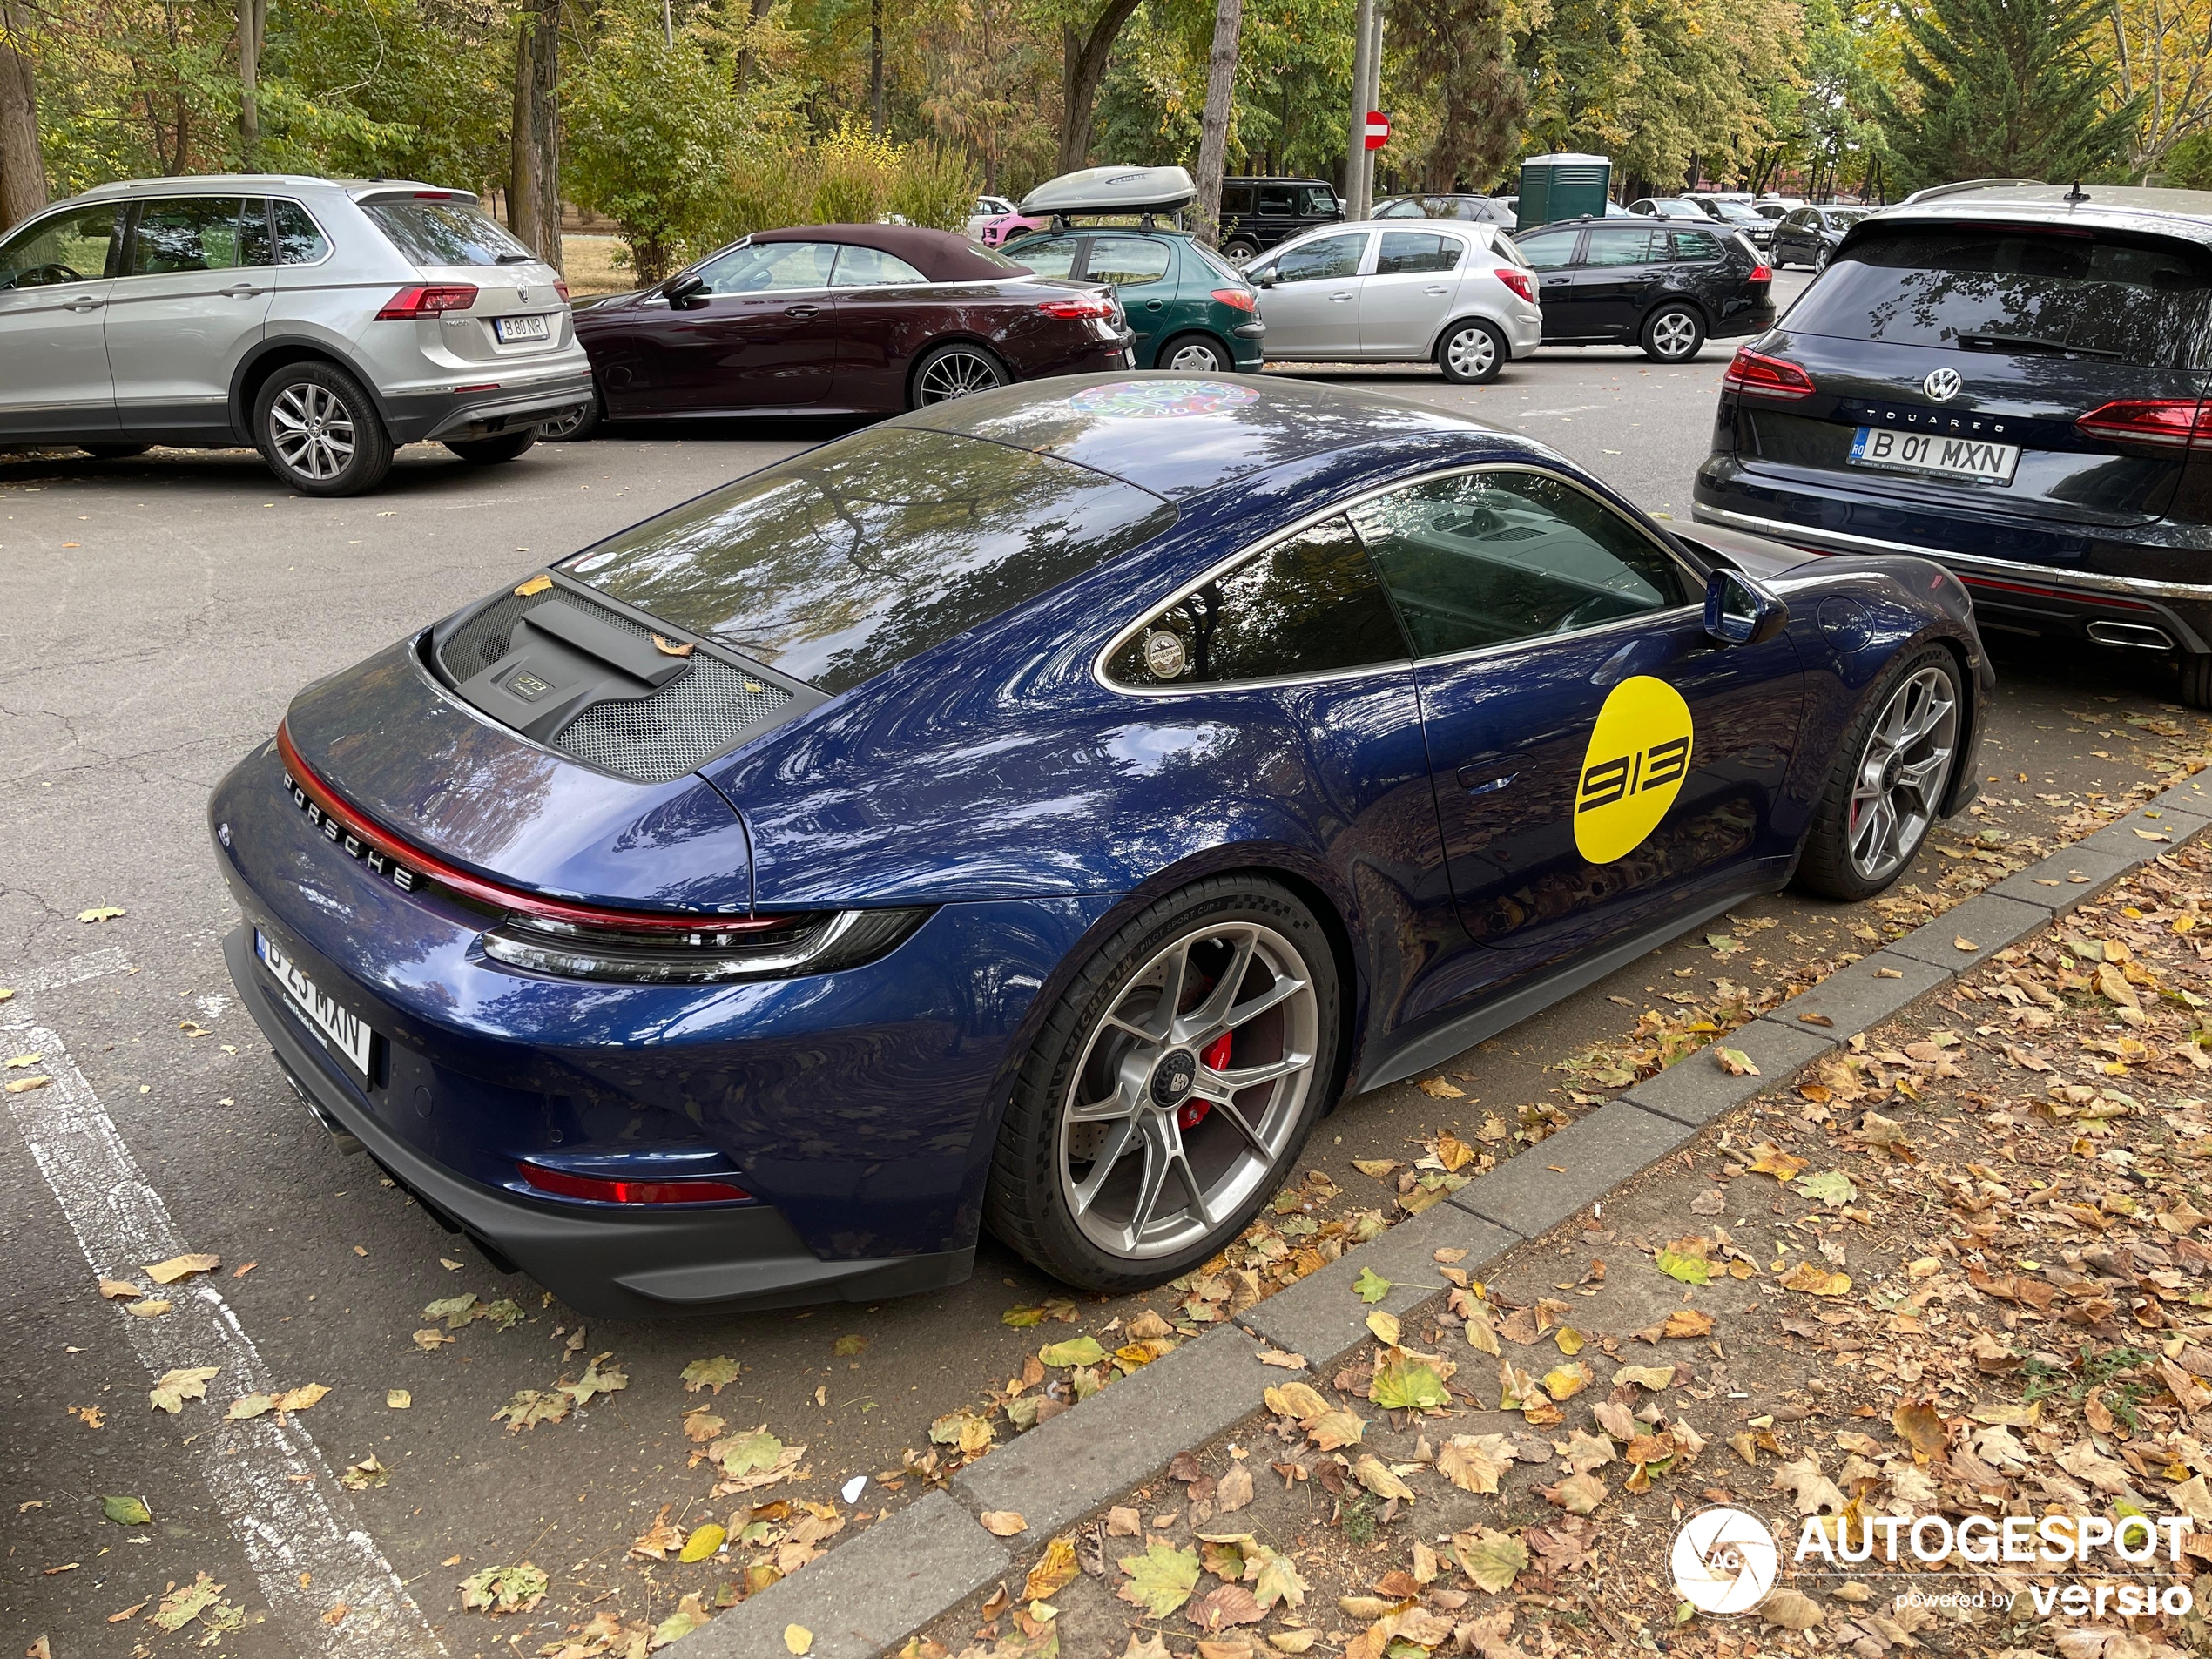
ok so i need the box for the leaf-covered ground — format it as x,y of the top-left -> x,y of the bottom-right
900,837 -> 2212,1657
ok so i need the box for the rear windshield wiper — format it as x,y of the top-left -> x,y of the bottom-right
1955,330 -> 2121,359
496,252 -> 530,264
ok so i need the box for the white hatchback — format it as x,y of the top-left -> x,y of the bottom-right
1244,220 -> 1543,383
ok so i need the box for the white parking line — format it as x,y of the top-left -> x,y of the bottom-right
6,1022 -> 446,1658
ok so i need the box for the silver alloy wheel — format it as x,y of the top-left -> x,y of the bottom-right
1649,309 -> 1699,359
1847,664 -> 1959,883
916,347 -> 1003,403
1814,246 -> 1831,273
1167,340 -> 1227,371
538,406 -> 591,439
1057,921 -> 1319,1260
1444,323 -> 1496,380
268,382 -> 356,482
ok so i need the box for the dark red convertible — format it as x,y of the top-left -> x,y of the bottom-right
543,224 -> 1135,438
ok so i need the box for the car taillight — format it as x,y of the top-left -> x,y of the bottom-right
1210,287 -> 1257,313
2076,399 -> 2212,449
518,1163 -> 753,1205
554,280 -> 570,301
1493,266 -> 1534,303
1749,261 -> 1772,283
1720,347 -> 1816,401
376,284 -> 478,320
1037,294 -> 1116,320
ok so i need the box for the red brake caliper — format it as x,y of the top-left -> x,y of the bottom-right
1183,1031 -> 1234,1129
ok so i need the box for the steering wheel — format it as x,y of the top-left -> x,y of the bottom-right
7,262 -> 84,289
1548,594 -> 1621,634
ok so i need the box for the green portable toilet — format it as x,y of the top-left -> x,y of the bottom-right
1517,153 -> 1612,232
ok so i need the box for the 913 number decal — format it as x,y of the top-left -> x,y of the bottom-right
1573,677 -> 1696,864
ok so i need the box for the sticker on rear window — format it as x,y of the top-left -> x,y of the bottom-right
1068,380 -> 1259,418
1574,676 -> 1694,864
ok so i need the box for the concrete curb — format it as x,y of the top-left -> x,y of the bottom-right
678,774 -> 2210,1655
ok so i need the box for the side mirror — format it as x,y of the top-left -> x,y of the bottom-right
1704,567 -> 1790,647
661,271 -> 706,305
1253,269 -> 1276,289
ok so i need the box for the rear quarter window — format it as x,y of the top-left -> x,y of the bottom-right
1785,225 -> 2212,368
563,428 -> 1177,694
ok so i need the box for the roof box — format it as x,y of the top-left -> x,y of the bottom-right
1020,165 -> 1197,219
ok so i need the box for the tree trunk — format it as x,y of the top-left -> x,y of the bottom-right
1345,0 -> 1372,220
1191,0 -> 1244,244
870,0 -> 885,137
0,0 -> 47,231
509,0 -> 562,269
1057,0 -> 1142,175
237,0 -> 266,163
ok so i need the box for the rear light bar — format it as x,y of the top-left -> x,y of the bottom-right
2075,399 -> 2212,450
1037,294 -> 1116,320
1493,266 -> 1534,304
1749,261 -> 1772,283
376,284 -> 478,320
275,722 -> 786,940
518,1162 -> 752,1205
1210,287 -> 1257,313
554,280 -> 570,301
1721,347 -> 1816,401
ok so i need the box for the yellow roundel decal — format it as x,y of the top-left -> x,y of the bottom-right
1573,676 -> 1695,865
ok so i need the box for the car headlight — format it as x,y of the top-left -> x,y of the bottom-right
481,907 -> 933,983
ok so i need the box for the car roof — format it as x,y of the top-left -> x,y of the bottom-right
890,372 -> 1494,501
752,221 -> 1022,282
70,174 -> 465,201
1871,181 -> 2212,246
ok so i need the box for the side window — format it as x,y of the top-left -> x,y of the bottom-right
1274,233 -> 1366,283
1222,186 -> 1253,218
698,240 -> 838,293
1257,185 -> 1297,216
238,198 -> 273,266
1378,198 -> 1421,218
1669,229 -> 1723,263
1376,232 -> 1461,276
1301,186 -> 1339,217
0,206 -> 123,287
1106,515 -> 1407,688
1348,469 -> 1692,658
831,245 -> 929,287
1512,231 -> 1579,271
128,197 -> 251,275
273,200 -> 330,264
1008,237 -> 1080,280
1088,236 -> 1170,287
1582,227 -> 1661,267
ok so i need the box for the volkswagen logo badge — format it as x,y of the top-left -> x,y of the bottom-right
1923,367 -> 1962,402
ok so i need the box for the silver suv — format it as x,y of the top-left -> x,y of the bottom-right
0,174 -> 594,496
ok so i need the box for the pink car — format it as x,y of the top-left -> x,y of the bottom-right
978,211 -> 1044,248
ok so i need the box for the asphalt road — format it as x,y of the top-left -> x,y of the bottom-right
8,275 -> 2211,1657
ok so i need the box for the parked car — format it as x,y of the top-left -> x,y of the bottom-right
542,224 -> 1131,438
976,209 -> 1045,248
0,174 -> 590,496
1240,220 -> 1541,382
1688,196 -> 1776,250
1753,195 -> 1805,220
214,372 -> 1987,1311
1625,198 -> 1714,221
1770,205 -> 1871,270
1374,194 -> 1515,226
1694,183 -> 2212,708
999,225 -> 1263,372
1511,216 -> 1774,361
965,193 -> 1016,240
1217,177 -> 1345,263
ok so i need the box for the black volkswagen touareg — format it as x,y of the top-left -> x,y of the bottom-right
1692,182 -> 2212,706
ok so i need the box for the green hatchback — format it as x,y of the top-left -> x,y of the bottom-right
1000,226 -> 1264,372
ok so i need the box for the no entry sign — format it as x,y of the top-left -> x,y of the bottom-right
1363,111 -> 1390,151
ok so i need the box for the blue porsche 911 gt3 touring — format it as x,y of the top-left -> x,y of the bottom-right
212,374 -> 1989,1317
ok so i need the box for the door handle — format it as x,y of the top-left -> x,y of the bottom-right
1424,285 -> 1450,295
1455,767 -> 1517,795
1328,291 -> 1352,301
784,303 -> 820,318
61,295 -> 104,312
219,282 -> 264,298
1145,299 -> 1163,310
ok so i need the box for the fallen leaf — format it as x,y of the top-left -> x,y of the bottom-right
651,633 -> 697,658
152,1574 -> 225,1631
1546,1472 -> 1608,1514
1366,1308 -> 1401,1347
1023,1534 -> 1081,1601
560,1352 -> 627,1406
100,1494 -> 152,1526
678,1523 -> 726,1563
145,1252 -> 220,1285
3,1076 -> 51,1094
1891,1400 -> 1950,1455
148,1366 -> 220,1413
682,1355 -> 740,1394
1758,1587 -> 1824,1630
652,1593 -> 712,1645
1215,1465 -> 1255,1512
492,1388 -> 570,1432
1794,1170 -> 1858,1205
1417,1076 -> 1465,1099
631,1507 -> 686,1560
1352,1266 -> 1393,1304
1778,1262 -> 1851,1297
1745,1143 -> 1808,1182
123,1298 -> 172,1319
1039,1336 -> 1107,1367
460,1561 -> 548,1616
1351,1157 -> 1400,1178
1612,1364 -> 1674,1392
514,573 -> 553,597
387,1390 -> 411,1409
1711,1046 -> 1759,1076
1352,1455 -> 1415,1502
1454,1526 -> 1529,1593
1117,1541 -> 1202,1616
1437,1433 -> 1513,1494
340,1454 -> 388,1491
980,1510 -> 1028,1536
97,1278 -> 141,1300
78,907 -> 125,923
1953,934 -> 1978,953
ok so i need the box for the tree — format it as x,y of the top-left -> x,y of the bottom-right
918,0 -> 1060,193
1191,0 -> 1243,239
1390,0 -> 1521,192
1058,0 -> 1143,171
510,0 -> 562,266
2104,0 -> 2212,177
236,0 -> 266,161
1884,0 -> 2141,186
0,0 -> 47,227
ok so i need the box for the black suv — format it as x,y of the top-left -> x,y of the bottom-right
1217,178 -> 1343,263
1512,216 -> 1775,361
1693,183 -> 2212,707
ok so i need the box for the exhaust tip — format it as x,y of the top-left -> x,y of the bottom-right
2085,620 -> 2175,651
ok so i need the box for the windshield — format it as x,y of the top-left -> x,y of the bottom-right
563,428 -> 1177,693
362,198 -> 532,267
1785,224 -> 2212,368
1828,210 -> 1869,228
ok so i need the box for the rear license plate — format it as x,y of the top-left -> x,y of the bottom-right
1849,426 -> 2020,484
496,314 -> 552,343
256,930 -> 376,1084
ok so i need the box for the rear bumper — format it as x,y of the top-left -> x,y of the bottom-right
384,368 -> 597,445
224,924 -> 974,1318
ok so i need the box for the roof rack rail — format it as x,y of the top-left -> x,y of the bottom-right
1899,178 -> 2044,205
